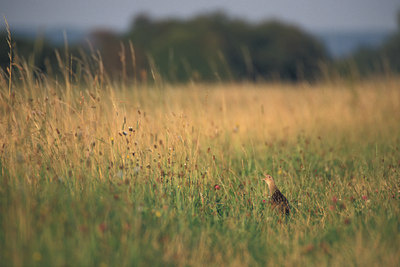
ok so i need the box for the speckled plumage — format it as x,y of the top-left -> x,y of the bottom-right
270,189 -> 290,215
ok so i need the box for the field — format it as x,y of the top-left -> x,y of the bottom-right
0,58 -> 400,266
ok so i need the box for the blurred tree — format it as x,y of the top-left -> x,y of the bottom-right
247,21 -> 327,80
0,33 -> 55,73
90,29 -> 123,77
335,10 -> 400,77
381,10 -> 400,72
123,12 -> 328,82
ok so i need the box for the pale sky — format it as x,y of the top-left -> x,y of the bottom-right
1,0 -> 399,32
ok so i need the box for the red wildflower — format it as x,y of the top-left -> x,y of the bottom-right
362,195 -> 368,201
123,223 -> 131,231
99,222 -> 107,233
79,225 -> 88,233
262,199 -> 266,204
332,196 -> 338,204
214,184 -> 220,190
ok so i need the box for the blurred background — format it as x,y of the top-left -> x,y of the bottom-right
1,0 -> 400,82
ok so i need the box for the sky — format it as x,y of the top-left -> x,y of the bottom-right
1,0 -> 399,32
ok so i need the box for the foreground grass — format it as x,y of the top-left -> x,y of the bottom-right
0,73 -> 399,266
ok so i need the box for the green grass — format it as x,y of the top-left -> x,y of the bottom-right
1,136 -> 399,266
0,55 -> 399,266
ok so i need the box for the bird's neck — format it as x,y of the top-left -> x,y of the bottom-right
267,182 -> 278,195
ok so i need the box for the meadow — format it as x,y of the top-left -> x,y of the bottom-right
0,51 -> 400,266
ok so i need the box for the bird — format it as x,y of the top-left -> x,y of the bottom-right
262,174 -> 290,215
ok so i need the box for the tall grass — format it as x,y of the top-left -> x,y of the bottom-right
0,46 -> 399,266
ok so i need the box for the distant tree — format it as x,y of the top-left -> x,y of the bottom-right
336,10 -> 400,76
245,21 -> 327,80
381,10 -> 400,72
0,32 -> 55,73
89,30 -> 124,77
0,33 -> 9,69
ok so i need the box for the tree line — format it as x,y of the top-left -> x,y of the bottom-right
1,12 -> 399,83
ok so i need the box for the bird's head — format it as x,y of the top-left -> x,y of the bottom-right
262,174 -> 276,188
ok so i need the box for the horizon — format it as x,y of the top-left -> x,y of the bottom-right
1,0 -> 399,33
4,14 -> 394,59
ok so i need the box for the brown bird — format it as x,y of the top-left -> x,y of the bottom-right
263,174 -> 290,215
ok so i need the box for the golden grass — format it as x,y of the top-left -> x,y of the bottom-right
1,78 -> 399,181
